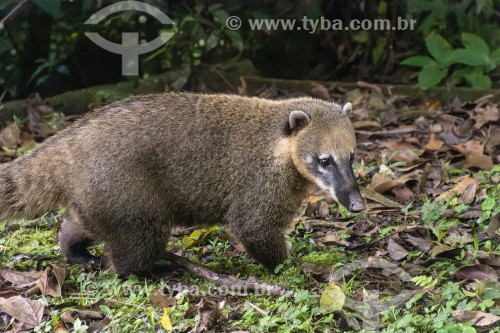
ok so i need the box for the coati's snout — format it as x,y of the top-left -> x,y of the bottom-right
310,152 -> 366,212
288,102 -> 366,213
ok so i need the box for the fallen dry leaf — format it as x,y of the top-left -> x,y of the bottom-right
316,233 -> 350,247
444,230 -> 474,246
463,154 -> 493,170
0,270 -> 44,289
391,186 -> 414,203
456,264 -> 498,282
194,298 -> 221,333
473,104 -> 499,129
60,309 -> 104,322
423,133 -> 445,151
45,265 -> 67,297
1,266 -> 67,297
367,94 -> 387,110
459,180 -> 478,205
309,82 -> 330,100
436,177 -> 478,202
429,244 -> 455,257
0,296 -> 44,332
352,120 -> 382,130
391,148 -> 420,164
151,289 -> 177,308
302,262 -> 331,280
27,102 -> 55,138
485,125 -> 500,156
486,214 -> 500,238
387,238 -> 408,260
305,200 -> 330,218
452,310 -> 500,327
34,265 -> 67,298
237,76 -> 247,95
54,320 -> 69,333
357,81 -> 383,94
0,123 -> 21,149
360,186 -> 404,209
404,234 -> 432,252
451,138 -> 485,155
368,173 -> 400,194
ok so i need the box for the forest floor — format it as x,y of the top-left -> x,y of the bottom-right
0,81 -> 499,332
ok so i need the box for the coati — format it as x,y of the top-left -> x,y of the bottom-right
0,93 -> 365,275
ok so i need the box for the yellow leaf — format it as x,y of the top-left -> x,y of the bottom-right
319,283 -> 345,312
160,307 -> 172,330
181,225 -> 218,250
462,289 -> 477,298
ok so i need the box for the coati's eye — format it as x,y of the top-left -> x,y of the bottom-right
319,158 -> 331,167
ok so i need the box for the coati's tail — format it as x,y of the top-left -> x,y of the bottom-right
0,149 -> 65,219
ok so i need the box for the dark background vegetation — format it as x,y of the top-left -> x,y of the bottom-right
0,0 -> 498,102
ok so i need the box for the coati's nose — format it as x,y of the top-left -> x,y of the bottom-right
348,194 -> 366,212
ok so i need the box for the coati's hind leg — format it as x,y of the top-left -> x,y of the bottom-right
59,206 -> 101,266
104,218 -> 171,276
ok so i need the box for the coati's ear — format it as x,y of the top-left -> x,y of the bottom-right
288,110 -> 311,131
341,102 -> 352,116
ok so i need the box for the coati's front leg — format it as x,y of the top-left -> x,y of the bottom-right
227,210 -> 289,272
59,205 -> 101,267
238,229 -> 288,272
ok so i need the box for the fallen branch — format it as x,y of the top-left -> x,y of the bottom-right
162,251 -> 288,296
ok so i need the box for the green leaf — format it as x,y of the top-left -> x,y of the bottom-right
461,33 -> 489,54
482,197 -> 495,211
212,9 -> 229,24
205,32 -> 220,51
32,0 -> 62,18
449,48 -> 489,66
224,30 -> 244,53
82,0 -> 93,12
476,0 -> 488,13
401,56 -> 437,68
426,32 -> 453,65
491,47 -> 500,62
418,64 -> 448,89
465,71 -> 492,89
372,37 -> 386,64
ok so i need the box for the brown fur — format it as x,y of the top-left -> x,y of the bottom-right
0,93 -> 361,275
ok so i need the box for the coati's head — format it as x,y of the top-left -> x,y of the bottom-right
284,99 -> 366,212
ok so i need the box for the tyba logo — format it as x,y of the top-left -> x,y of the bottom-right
85,1 -> 175,75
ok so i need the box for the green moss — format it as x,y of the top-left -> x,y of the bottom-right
239,263 -> 268,277
272,266 -> 307,287
301,250 -> 341,266
203,260 -> 230,273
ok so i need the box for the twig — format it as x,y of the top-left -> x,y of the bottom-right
347,225 -> 422,249
162,251 -> 288,296
245,301 -> 269,316
355,128 -> 418,137
66,296 -> 146,308
304,219 -> 351,229
0,0 -> 28,26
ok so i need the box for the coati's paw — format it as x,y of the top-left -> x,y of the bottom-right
67,253 -> 102,270
82,256 -> 102,270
